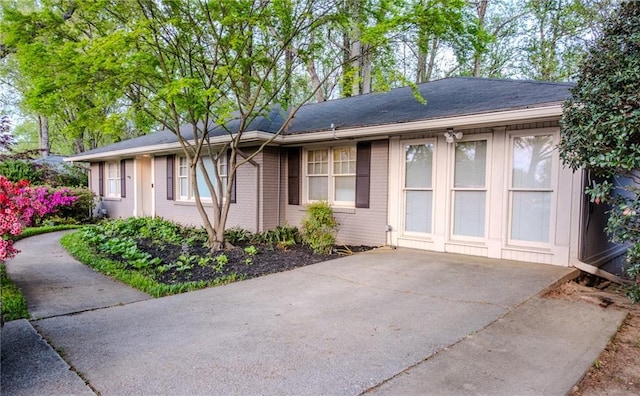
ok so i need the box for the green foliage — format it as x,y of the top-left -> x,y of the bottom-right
301,201 -> 339,254
12,224 -> 80,241
214,254 -> 228,273
252,225 -> 301,249
1,264 -> 30,323
559,1 -> 640,302
61,231 -> 211,297
44,187 -> 94,224
244,245 -> 258,256
0,159 -> 40,182
224,227 -> 254,245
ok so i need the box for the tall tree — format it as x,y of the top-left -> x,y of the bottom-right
54,0 -> 333,250
559,1 -> 640,301
520,0 -> 617,81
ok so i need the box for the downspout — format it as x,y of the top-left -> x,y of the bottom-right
276,148 -> 281,227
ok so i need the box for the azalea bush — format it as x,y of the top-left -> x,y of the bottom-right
0,175 -> 78,261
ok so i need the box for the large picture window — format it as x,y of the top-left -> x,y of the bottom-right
305,146 -> 356,206
509,134 -> 554,243
106,161 -> 121,198
177,155 -> 227,201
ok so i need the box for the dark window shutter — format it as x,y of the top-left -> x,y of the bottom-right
227,150 -> 236,203
166,155 -> 175,200
120,160 -> 126,198
288,148 -> 301,205
98,162 -> 104,197
355,142 -> 371,209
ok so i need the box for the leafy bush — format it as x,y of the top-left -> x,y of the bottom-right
44,187 -> 95,224
252,225 -> 301,248
224,227 -> 254,245
300,201 -> 338,254
0,159 -> 87,187
0,159 -> 40,183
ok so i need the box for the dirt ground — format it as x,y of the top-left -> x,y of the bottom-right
545,275 -> 640,395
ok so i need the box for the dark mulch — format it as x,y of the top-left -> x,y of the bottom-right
134,238 -> 374,285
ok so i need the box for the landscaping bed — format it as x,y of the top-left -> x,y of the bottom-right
63,217 -> 374,296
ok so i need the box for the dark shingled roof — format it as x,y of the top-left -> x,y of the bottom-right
70,77 -> 572,158
285,77 -> 572,134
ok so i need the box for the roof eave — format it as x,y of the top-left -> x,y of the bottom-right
66,104 -> 563,162
282,104 -> 564,144
64,130 -> 282,162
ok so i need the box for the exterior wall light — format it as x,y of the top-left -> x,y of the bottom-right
444,129 -> 463,144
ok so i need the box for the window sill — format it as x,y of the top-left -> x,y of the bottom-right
298,205 -> 356,214
103,197 -> 122,202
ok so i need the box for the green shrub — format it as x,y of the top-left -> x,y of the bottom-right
0,159 -> 40,183
224,227 -> 254,245
300,201 -> 338,254
50,187 -> 95,223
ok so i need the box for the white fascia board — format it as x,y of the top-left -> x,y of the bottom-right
64,130 -> 280,162
280,104 -> 563,144
65,105 -> 561,162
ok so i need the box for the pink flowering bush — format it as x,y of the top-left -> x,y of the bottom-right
0,176 -> 78,261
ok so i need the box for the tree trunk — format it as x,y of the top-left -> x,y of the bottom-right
37,115 -> 49,158
473,0 -> 489,77
361,43 -> 372,94
307,59 -> 325,102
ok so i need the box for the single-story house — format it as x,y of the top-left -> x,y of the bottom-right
67,77 -> 622,268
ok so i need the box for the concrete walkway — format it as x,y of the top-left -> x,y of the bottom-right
1,231 -> 628,395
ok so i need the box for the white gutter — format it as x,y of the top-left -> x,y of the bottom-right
66,104 -> 562,162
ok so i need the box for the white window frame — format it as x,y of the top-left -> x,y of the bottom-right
401,138 -> 437,236
506,131 -> 557,248
176,154 -> 227,202
449,134 -> 491,242
106,161 -> 121,198
303,145 -> 357,207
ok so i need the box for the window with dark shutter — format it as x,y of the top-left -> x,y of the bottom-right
166,155 -> 175,200
98,162 -> 104,197
227,150 -> 236,203
120,160 -> 127,198
288,148 -> 301,205
355,142 -> 371,208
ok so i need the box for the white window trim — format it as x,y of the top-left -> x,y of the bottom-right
506,130 -> 559,248
303,144 -> 357,207
401,138 -> 437,237
176,154 -> 227,202
106,161 -> 121,198
448,134 -> 492,243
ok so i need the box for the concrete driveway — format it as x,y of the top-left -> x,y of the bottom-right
2,232 -> 626,395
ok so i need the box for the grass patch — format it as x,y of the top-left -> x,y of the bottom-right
1,263 -> 30,322
14,224 -> 80,241
60,230 -> 225,297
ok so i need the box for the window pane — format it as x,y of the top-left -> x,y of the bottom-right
512,135 -> 553,189
308,176 -> 328,200
179,178 -> 189,198
453,191 -> 485,237
333,147 -> 356,175
405,190 -> 432,233
195,157 -> 216,199
308,150 -> 328,175
511,191 -> 551,242
454,141 -> 486,188
405,144 -> 433,188
334,176 -> 355,202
